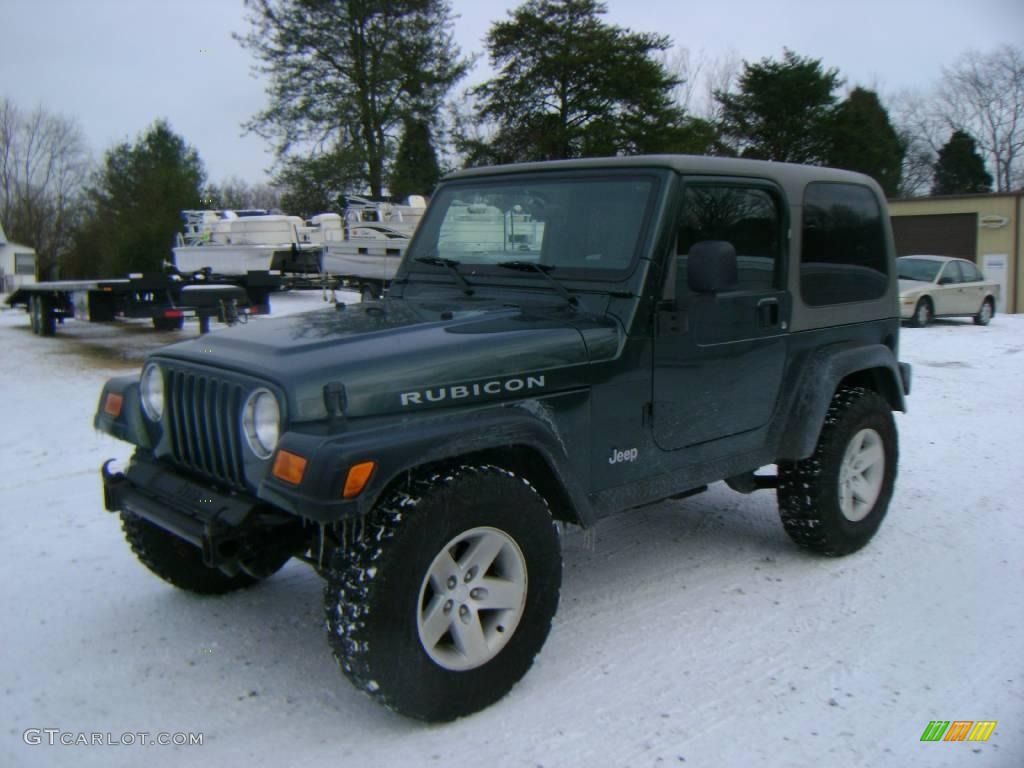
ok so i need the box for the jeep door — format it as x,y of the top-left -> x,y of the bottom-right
652,179 -> 789,451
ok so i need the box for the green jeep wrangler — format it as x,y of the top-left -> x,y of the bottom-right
96,155 -> 911,721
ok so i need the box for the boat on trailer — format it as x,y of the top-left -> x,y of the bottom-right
173,210 -> 322,275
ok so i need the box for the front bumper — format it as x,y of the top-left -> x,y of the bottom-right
102,455 -> 306,569
899,297 -> 919,319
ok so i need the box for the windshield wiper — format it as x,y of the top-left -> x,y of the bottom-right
414,256 -> 475,296
496,261 -> 577,307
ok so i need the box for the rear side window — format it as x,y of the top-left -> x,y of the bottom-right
801,183 -> 888,306
960,260 -> 983,282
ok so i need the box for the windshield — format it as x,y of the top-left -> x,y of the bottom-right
407,175 -> 658,279
897,258 -> 942,282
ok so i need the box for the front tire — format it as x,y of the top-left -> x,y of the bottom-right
120,511 -> 265,594
910,297 -> 932,327
324,464 -> 561,722
973,298 -> 994,326
777,387 -> 897,556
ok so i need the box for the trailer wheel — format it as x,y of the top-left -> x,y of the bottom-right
31,295 -> 56,336
29,295 -> 40,335
152,316 -> 185,332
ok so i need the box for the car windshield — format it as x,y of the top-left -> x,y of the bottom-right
897,258 -> 942,282
407,175 -> 658,279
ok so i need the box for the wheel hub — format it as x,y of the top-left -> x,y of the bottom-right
838,428 -> 885,522
416,526 -> 527,671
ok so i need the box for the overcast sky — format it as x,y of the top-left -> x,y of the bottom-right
3,0 -> 1022,184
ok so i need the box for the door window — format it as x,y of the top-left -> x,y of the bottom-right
939,261 -> 964,284
675,185 -> 782,294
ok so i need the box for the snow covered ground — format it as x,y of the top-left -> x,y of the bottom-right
1,293 -> 1021,768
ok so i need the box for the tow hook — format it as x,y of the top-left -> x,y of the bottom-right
101,459 -> 127,512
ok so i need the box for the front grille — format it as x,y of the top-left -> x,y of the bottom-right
165,368 -> 246,489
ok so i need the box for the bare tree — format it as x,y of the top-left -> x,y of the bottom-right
886,89 -> 944,197
936,45 -> 1024,192
700,51 -> 740,123
0,98 -> 91,277
204,175 -> 282,210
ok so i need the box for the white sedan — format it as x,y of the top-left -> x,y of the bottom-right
898,255 -> 999,327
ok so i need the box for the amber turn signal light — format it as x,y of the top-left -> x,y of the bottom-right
343,461 -> 376,498
272,450 -> 307,485
103,393 -> 123,417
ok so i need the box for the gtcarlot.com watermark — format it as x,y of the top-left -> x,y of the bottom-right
23,729 -> 203,747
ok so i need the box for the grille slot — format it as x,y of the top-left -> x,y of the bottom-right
166,368 -> 245,489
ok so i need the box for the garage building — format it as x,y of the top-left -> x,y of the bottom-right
889,193 -> 1023,314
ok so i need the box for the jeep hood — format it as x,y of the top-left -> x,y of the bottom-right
152,299 -> 620,420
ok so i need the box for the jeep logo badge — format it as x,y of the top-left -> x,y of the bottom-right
608,447 -> 639,465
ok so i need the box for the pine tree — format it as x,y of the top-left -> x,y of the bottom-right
389,118 -> 441,200
932,130 -> 993,195
74,120 -> 204,276
716,50 -> 841,163
469,0 -> 686,163
827,88 -> 904,196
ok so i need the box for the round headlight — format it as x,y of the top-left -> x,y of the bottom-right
243,389 -> 280,459
140,364 -> 164,421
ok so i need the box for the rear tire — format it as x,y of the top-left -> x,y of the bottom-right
973,298 -> 994,326
324,464 -> 561,721
909,298 -> 932,327
120,511 -> 265,594
777,387 -> 897,556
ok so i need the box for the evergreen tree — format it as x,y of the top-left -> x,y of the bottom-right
716,50 -> 841,163
932,130 -> 993,195
238,0 -> 468,198
389,118 -> 441,200
827,88 -> 904,196
73,120 -> 204,276
469,0 -> 686,163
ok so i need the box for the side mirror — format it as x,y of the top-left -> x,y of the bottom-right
687,240 -> 738,294
938,276 -> 953,285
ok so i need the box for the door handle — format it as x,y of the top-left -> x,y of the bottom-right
757,298 -> 779,327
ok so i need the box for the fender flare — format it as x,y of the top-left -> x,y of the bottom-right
776,343 -> 907,461
259,404 -> 593,525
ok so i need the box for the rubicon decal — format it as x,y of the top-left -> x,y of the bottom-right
400,375 -> 546,406
920,720 -> 997,742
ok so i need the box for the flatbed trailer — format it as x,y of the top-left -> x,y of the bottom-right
5,270 -> 283,337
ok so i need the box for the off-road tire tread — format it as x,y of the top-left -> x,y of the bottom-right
777,386 -> 897,556
120,511 -> 259,594
324,463 -> 560,721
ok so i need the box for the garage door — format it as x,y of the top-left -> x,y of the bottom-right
891,213 -> 977,260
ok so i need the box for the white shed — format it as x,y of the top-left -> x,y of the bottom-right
0,220 -> 37,294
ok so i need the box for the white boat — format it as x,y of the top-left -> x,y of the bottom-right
173,210 -> 322,275
172,197 -> 429,282
318,197 -> 427,281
